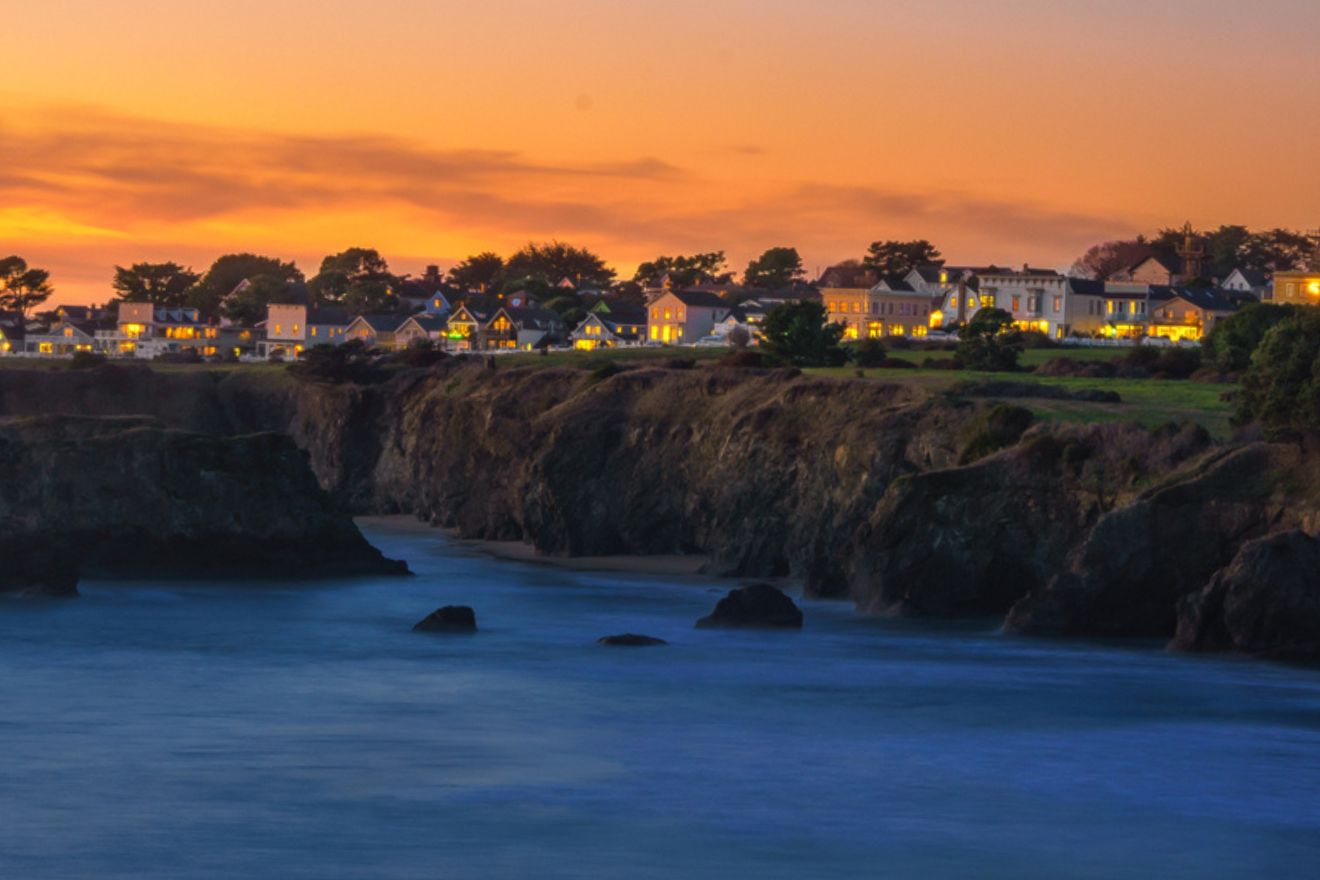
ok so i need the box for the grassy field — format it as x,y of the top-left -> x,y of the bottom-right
0,343 -> 1236,436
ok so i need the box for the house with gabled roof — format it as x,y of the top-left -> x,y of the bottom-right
395,313 -> 448,348
1221,268 -> 1269,300
572,306 -> 645,350
1146,286 -> 1236,341
484,306 -> 567,350
646,288 -> 731,344
442,302 -> 493,351
345,313 -> 407,350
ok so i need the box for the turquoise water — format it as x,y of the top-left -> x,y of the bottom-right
1,519 -> 1318,879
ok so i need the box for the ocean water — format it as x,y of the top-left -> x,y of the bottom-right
1,519 -> 1318,879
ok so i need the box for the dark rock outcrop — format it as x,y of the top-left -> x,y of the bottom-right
1006,443 -> 1320,637
695,583 -> 803,629
597,633 -> 667,646
1172,530 -> 1320,661
848,422 -> 1213,619
413,605 -> 478,633
0,415 -> 406,595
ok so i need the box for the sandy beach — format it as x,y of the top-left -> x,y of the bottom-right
356,515 -> 712,576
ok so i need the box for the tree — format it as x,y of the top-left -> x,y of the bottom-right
222,274 -> 300,326
504,241 -> 614,288
634,252 -> 730,287
742,247 -> 805,289
0,255 -> 54,317
447,252 -> 506,292
1070,240 -> 1150,281
862,240 -> 942,277
1203,302 -> 1298,374
190,253 -> 303,318
956,307 -> 1021,371
759,301 -> 846,367
308,247 -> 399,314
111,262 -> 199,307
1239,229 -> 1317,276
726,325 -> 751,349
1237,310 -> 1320,432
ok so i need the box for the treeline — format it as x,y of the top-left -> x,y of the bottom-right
1072,225 -> 1320,282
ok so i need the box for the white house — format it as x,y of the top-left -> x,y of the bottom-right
975,268 -> 1106,338
260,304 -> 351,359
646,289 -> 730,344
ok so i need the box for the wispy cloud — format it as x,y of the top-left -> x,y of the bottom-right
1,103 -> 1131,298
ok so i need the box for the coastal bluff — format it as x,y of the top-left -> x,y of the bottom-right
2,361 -> 1317,660
0,413 -> 406,595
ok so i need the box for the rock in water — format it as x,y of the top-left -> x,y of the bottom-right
413,605 -> 478,633
0,415 -> 407,596
1172,530 -> 1320,661
598,634 -> 667,646
695,583 -> 803,629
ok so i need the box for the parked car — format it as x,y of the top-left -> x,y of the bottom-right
693,336 -> 726,348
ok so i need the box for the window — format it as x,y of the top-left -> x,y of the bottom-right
1052,295 -> 1062,312
677,308 -> 685,320
1012,295 -> 1020,311
663,307 -> 672,320
274,324 -> 282,335
311,327 -> 318,337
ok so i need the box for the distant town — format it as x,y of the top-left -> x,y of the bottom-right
2,225 -> 1319,362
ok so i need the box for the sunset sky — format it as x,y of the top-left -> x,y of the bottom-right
4,0 -> 1319,303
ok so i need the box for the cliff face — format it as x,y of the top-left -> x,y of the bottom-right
0,414 -> 405,595
3,362 -> 1319,660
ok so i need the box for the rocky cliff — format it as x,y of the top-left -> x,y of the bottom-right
0,413 -> 406,595
2,361 -> 1318,660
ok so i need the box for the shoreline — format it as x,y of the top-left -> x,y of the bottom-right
356,515 -> 713,576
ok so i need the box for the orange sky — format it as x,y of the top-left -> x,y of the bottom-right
3,0 -> 1318,304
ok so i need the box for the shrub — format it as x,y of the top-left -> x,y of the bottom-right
726,326 -> 752,350
1204,303 -> 1298,374
1236,310 -> 1320,432
958,404 -> 1034,464
759,301 -> 847,367
956,308 -> 1022,372
393,338 -> 449,368
289,340 -> 384,384
847,338 -> 888,368
719,350 -> 778,369
68,351 -> 107,370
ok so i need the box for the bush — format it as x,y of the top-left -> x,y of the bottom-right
1204,303 -> 1298,374
1236,310 -> 1320,432
392,338 -> 449,368
759,301 -> 847,367
956,308 -> 1022,372
1115,346 -> 1201,379
847,338 -> 888,368
719,350 -> 778,369
726,326 -> 752,350
152,349 -> 202,364
958,404 -> 1034,464
68,351 -> 107,370
290,340 -> 385,384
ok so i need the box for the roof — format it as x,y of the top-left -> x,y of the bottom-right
1149,286 -> 1237,312
661,288 -> 728,308
817,264 -> 876,289
872,275 -> 916,293
600,306 -> 646,326
1065,278 -> 1106,296
1227,268 -> 1269,287
1130,254 -> 1182,275
504,307 -> 565,329
307,306 -> 349,326
353,313 -> 407,332
407,314 -> 448,332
